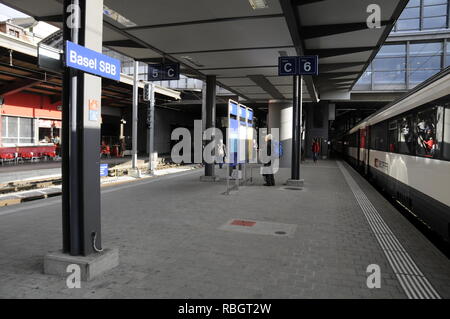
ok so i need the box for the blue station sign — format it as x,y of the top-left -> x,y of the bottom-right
100,163 -> 109,177
65,41 -> 121,81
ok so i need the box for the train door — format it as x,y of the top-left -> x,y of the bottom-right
365,126 -> 370,176
356,130 -> 360,167
360,128 -> 367,171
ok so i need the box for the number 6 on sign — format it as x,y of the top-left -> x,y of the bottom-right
304,62 -> 311,72
298,56 -> 318,75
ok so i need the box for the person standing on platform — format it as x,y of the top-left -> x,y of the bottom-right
312,138 -> 320,163
216,139 -> 226,169
262,134 -> 275,186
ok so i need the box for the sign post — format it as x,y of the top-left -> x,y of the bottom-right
278,55 -> 318,186
145,83 -> 156,175
131,60 -> 139,172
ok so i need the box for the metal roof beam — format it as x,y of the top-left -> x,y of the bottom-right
0,78 -> 40,96
302,21 -> 390,39
279,0 -> 319,102
36,15 -> 62,22
293,0 -> 327,5
122,14 -> 284,31
103,40 -> 146,48
306,47 -> 374,58
247,75 -> 285,100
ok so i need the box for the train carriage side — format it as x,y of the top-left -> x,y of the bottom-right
362,70 -> 450,242
346,123 -> 369,173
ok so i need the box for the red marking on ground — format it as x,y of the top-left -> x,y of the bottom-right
231,220 -> 256,227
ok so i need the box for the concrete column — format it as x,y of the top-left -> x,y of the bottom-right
267,101 -> 292,169
200,75 -> 219,182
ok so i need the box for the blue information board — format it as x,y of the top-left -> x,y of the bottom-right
228,100 -> 239,166
227,100 -> 254,167
100,164 -> 109,177
65,41 -> 121,81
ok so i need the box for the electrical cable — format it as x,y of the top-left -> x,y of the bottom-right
92,232 -> 104,253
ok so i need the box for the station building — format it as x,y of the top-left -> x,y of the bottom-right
335,0 -> 450,138
0,20 -> 181,160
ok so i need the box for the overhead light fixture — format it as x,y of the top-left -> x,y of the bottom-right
103,5 -> 137,28
248,0 -> 269,10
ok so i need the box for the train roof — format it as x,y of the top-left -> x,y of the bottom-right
348,66 -> 450,134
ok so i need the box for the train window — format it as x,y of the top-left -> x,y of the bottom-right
351,133 -> 358,147
370,122 -> 387,151
398,115 -> 414,155
416,107 -> 441,158
388,120 -> 398,153
443,105 -> 450,160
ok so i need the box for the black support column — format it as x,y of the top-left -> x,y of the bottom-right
291,75 -> 301,180
204,75 -> 216,178
62,0 -> 102,256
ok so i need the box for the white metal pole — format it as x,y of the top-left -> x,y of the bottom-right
148,83 -> 155,174
132,60 -> 138,169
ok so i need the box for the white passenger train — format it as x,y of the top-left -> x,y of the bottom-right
344,67 -> 450,242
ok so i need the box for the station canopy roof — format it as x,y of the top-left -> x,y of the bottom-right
3,0 -> 408,103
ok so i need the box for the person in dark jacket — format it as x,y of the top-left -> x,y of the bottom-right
262,134 -> 275,186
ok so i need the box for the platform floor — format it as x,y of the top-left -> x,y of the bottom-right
0,160 -> 449,299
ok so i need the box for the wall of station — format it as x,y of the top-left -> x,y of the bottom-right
121,106 -> 198,157
305,102 -> 330,159
1,92 -> 61,119
0,92 -> 62,148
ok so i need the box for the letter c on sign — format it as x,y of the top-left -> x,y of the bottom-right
284,63 -> 292,73
167,68 -> 174,78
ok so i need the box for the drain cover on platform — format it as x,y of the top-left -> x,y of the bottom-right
219,219 -> 297,237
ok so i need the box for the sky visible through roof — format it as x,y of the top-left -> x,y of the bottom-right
0,3 -> 58,38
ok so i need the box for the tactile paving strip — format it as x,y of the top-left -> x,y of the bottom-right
337,161 -> 441,299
